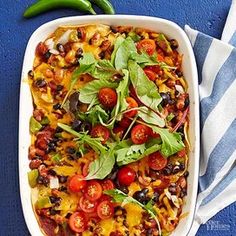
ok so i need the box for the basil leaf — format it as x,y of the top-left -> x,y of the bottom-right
114,37 -> 137,70
85,149 -> 115,180
138,107 -> 165,128
78,78 -> 118,108
150,125 -> 185,157
58,123 -> 107,154
128,60 -> 162,112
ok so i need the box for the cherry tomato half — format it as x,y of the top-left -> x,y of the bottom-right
125,97 -> 138,118
69,212 -> 87,233
79,196 -> 98,213
131,124 -> 150,144
91,124 -> 110,144
119,117 -> 132,128
144,68 -> 156,81
137,39 -> 156,56
101,179 -> 115,191
97,200 -> 114,219
98,87 -> 117,109
68,174 -> 86,193
148,152 -> 167,171
117,166 -> 136,186
85,180 -> 103,201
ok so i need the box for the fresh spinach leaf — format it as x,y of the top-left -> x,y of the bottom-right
128,60 -> 162,112
111,36 -> 125,65
104,189 -> 161,234
85,149 -> 115,180
114,37 -> 137,70
138,107 -> 165,128
86,105 -> 109,126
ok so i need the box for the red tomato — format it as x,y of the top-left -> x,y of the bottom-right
79,196 -> 98,213
148,152 -> 167,171
113,126 -> 125,138
137,39 -> 156,55
145,65 -> 161,74
69,212 -> 87,233
150,129 -> 160,139
125,97 -> 138,118
119,117 -> 132,128
68,174 -> 86,193
91,124 -> 110,144
98,87 -> 117,109
177,148 -> 186,157
131,124 -> 150,144
97,201 -> 114,219
85,180 -> 103,201
117,166 -> 136,186
98,194 -> 112,203
144,68 -> 156,81
101,179 -> 115,191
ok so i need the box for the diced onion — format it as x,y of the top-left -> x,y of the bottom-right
58,30 -> 73,45
49,49 -> 59,55
49,177 -> 59,189
175,85 -> 184,94
45,38 -> 55,50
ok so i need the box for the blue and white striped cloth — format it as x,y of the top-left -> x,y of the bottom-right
185,0 -> 236,235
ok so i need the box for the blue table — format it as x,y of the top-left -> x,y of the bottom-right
0,0 -> 235,235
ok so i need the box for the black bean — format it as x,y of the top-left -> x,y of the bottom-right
75,152 -> 82,159
80,121 -> 92,133
133,190 -> 149,204
110,26 -> 118,33
68,155 -> 75,161
37,175 -> 44,184
179,162 -> 185,171
56,43 -> 65,53
141,188 -> 149,195
99,51 -> 105,59
44,50 -> 51,60
169,185 -> 177,194
56,85 -> 63,91
42,177 -> 49,186
53,103 -> 61,110
55,126 -> 63,133
160,92 -> 171,106
49,196 -> 61,204
77,29 -> 83,39
177,125 -> 184,134
76,48 -> 83,58
172,165 -> 181,174
153,191 -> 160,203
58,175 -> 68,183
65,213 -> 72,219
66,146 -> 76,154
71,119 -> 82,132
28,70 -> 34,78
117,185 -> 129,194
48,169 -> 57,176
184,171 -> 189,177
35,78 -> 47,88
162,163 -> 173,175
58,186 -> 67,192
170,39 -> 179,49
49,208 -> 60,216
185,97 -> 190,107
176,69 -> 183,77
47,142 -> 56,152
180,188 -> 187,198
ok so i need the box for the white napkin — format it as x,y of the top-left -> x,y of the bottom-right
184,0 -> 236,235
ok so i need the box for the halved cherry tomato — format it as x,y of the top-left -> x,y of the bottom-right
177,148 -> 186,157
82,162 -> 90,177
125,97 -> 138,118
145,65 -> 161,74
101,179 -> 114,191
150,129 -> 161,139
91,124 -> 110,144
131,124 -> 150,144
144,68 -> 156,81
119,117 -> 132,128
69,212 -> 87,233
117,166 -> 136,186
113,126 -> 125,138
98,87 -> 117,109
97,200 -> 114,219
85,180 -> 103,201
148,152 -> 167,170
98,194 -> 112,203
79,196 -> 98,213
68,174 -> 86,193
137,39 -> 156,55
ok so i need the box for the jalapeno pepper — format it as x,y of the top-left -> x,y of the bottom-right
90,0 -> 115,14
24,0 -> 96,18
30,116 -> 42,134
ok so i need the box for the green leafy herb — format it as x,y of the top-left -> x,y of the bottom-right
111,36 -> 125,65
104,189 -> 161,235
148,124 -> 185,157
128,60 -> 162,112
166,113 -> 175,122
85,148 -> 115,180
30,116 -> 42,133
114,37 -> 137,70
128,31 -> 141,42
78,78 -> 118,110
86,105 -> 109,126
138,106 -> 165,127
156,33 -> 173,54
115,139 -> 161,166
58,123 -> 107,154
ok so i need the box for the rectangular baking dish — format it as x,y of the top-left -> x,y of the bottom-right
19,15 -> 199,236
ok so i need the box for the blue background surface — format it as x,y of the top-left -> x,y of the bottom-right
0,0 -> 235,235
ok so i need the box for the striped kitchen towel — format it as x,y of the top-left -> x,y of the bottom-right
185,0 -> 236,235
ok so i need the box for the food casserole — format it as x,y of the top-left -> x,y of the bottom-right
19,15 -> 199,236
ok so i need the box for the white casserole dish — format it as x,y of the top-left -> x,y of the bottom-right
19,15 -> 199,236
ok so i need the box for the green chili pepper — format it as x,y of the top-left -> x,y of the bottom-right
90,0 -> 115,14
30,116 -> 42,134
24,0 -> 96,18
40,116 -> 50,125
28,169 -> 39,188
36,197 -> 52,209
51,153 -> 62,164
